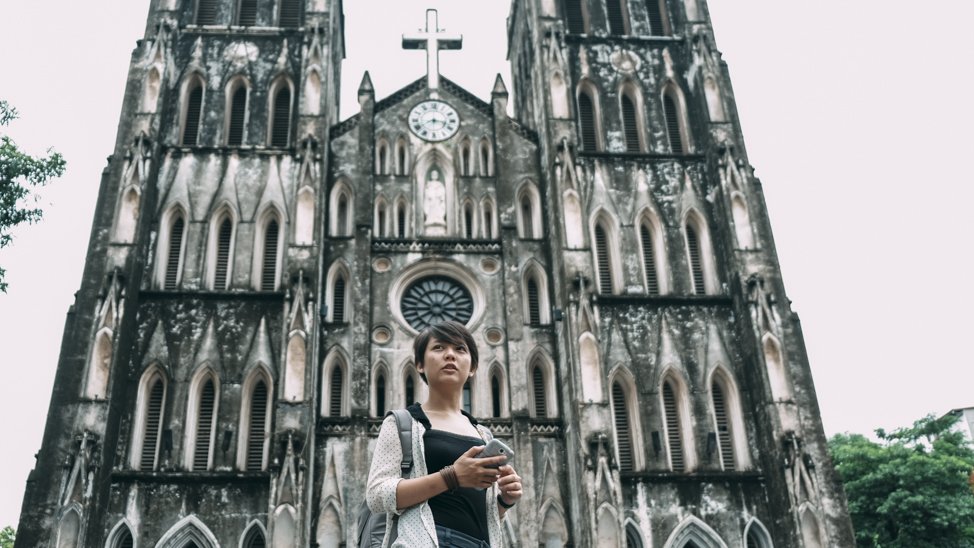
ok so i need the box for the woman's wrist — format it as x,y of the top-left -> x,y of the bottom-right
439,465 -> 459,492
497,494 -> 516,509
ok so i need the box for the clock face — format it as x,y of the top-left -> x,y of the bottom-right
408,100 -> 460,142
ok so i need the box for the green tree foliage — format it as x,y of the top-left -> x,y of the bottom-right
0,526 -> 14,548
829,414 -> 974,547
0,100 -> 66,292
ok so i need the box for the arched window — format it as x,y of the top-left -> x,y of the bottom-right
278,0 -> 302,27
612,380 -> 634,471
745,519 -> 774,548
110,524 -> 135,548
517,183 -> 542,239
322,350 -> 347,417
191,376 -> 218,471
375,198 -> 389,237
564,0 -> 586,33
577,87 -> 600,151
606,0 -> 629,35
259,216 -> 280,291
638,219 -> 661,295
243,375 -> 270,471
211,214 -> 234,290
395,138 -> 408,175
226,80 -> 249,146
684,211 -> 717,295
711,379 -> 735,470
481,199 -> 495,239
375,369 -> 387,417
133,368 -> 167,470
522,264 -> 550,326
396,199 -> 408,238
685,223 -> 705,294
459,139 -> 472,176
662,85 -> 690,154
593,221 -> 615,294
330,182 -> 353,237
490,373 -> 502,418
376,140 -> 390,174
646,0 -> 668,35
621,90 -> 643,152
182,78 -> 204,146
196,0 -> 219,25
462,379 -> 472,414
269,84 -> 292,147
330,364 -> 344,415
661,375 -> 693,472
526,278 -> 541,326
520,195 -> 534,238
479,139 -> 492,176
625,524 -> 643,548
243,526 -> 266,548
332,274 -> 347,323
405,372 -> 416,406
462,200 -> 475,238
238,0 -> 258,25
162,210 -> 186,290
530,359 -> 549,418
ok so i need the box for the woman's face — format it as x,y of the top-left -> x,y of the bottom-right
419,337 -> 474,387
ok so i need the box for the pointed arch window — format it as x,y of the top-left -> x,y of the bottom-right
182,80 -> 204,146
213,215 -> 233,290
639,222 -> 660,295
196,0 -> 219,25
531,360 -> 548,418
745,520 -> 773,548
607,0 -> 628,35
332,275 -> 347,323
565,0 -> 586,33
479,139 -> 492,176
395,139 -> 408,175
711,380 -> 735,471
526,278 -> 541,326
279,0 -> 302,27
685,223 -> 706,294
517,184 -> 542,239
520,196 -> 534,238
377,141 -> 390,175
112,525 -> 134,548
134,370 -> 167,470
396,199 -> 408,238
270,85 -> 292,147
625,524 -> 643,548
462,379 -> 472,414
612,380 -> 634,471
462,200 -> 475,238
663,87 -> 689,154
260,217 -> 280,291
244,377 -> 269,471
163,212 -> 186,290
491,373 -> 502,418
646,0 -> 668,35
375,370 -> 387,416
662,378 -> 685,472
226,82 -> 249,146
330,365 -> 344,415
577,88 -> 599,151
375,199 -> 389,237
330,183 -> 353,237
481,200 -> 495,239
322,351 -> 347,417
594,222 -> 614,294
192,377 -> 217,471
405,372 -> 416,406
238,0 -> 257,26
243,526 -> 266,548
460,139 -> 472,176
621,91 -> 642,152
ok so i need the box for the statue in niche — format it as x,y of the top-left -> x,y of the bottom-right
423,167 -> 447,235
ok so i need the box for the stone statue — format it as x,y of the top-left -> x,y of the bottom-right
423,167 -> 447,235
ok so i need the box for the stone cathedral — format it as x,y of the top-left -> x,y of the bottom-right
16,0 -> 855,546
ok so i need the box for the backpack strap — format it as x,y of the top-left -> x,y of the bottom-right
388,409 -> 414,477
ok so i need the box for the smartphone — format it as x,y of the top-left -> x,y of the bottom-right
478,438 -> 515,467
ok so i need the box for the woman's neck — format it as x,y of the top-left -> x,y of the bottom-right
423,391 -> 462,415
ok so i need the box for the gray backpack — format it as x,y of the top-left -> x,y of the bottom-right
357,409 -> 414,548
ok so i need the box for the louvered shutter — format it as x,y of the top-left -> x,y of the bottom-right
712,382 -> 735,470
527,278 -> 541,326
196,0 -> 218,25
612,382 -> 634,471
607,0 -> 626,35
520,197 -> 534,238
245,528 -> 266,548
462,146 -> 471,176
578,92 -> 597,151
333,277 -> 346,322
238,0 -> 257,26
595,224 -> 613,294
279,0 -> 302,27
246,380 -> 268,471
182,86 -> 203,145
193,379 -> 215,471
140,379 -> 164,470
532,364 -> 547,417
622,94 -> 641,152
464,205 -> 474,238
227,87 -> 247,146
116,530 -> 134,548
663,93 -> 684,154
397,204 -> 406,237
565,0 -> 585,33
164,217 -> 184,290
686,224 -> 706,294
261,219 -> 279,291
491,375 -> 501,418
329,367 -> 343,416
646,0 -> 666,35
480,145 -> 490,175
640,224 -> 659,295
271,88 -> 291,147
214,218 -> 232,289
662,381 -> 685,472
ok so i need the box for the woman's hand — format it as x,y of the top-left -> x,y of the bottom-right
497,465 -> 522,507
453,445 -> 507,489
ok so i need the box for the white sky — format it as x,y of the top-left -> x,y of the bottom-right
1,0 -> 972,530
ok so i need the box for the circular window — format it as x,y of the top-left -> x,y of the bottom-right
400,276 -> 474,331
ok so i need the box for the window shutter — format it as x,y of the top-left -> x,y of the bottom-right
279,0 -> 302,27
746,530 -> 761,548
612,382 -> 634,471
640,224 -> 659,295
378,146 -> 387,175
397,204 -> 406,237
164,217 -> 184,290
607,0 -> 626,35
397,146 -> 406,175
491,375 -> 501,418
595,224 -> 613,294
329,367 -> 343,416
483,204 -> 494,239
140,378 -> 164,470
662,381 -> 685,472
462,146 -> 471,176
565,0 -> 585,33
464,205 -> 474,238
646,0 -> 666,35
712,382 -> 735,470
261,219 -> 279,291
193,379 -> 215,471
238,0 -> 257,26
333,277 -> 346,322
622,94 -> 640,152
532,364 -> 547,417
116,529 -> 134,548
663,93 -> 684,154
246,380 -> 268,471
527,278 -> 541,326
182,86 -> 203,146
271,88 -> 291,147
244,528 -> 266,548
227,87 -> 247,146
214,218 -> 232,289
686,224 -> 706,294
376,374 -> 386,416
520,197 -> 534,238
577,92 -> 597,151
336,195 -> 348,236
196,0 -> 218,25
480,145 -> 490,175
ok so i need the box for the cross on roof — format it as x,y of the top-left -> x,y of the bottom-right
402,9 -> 462,90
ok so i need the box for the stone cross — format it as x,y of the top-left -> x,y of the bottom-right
402,9 -> 462,90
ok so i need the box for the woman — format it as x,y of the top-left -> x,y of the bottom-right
367,320 -> 523,547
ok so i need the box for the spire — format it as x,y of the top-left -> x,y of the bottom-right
492,73 -> 508,96
358,71 -> 374,94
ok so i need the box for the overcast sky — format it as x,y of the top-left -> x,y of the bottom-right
1,0 -> 972,530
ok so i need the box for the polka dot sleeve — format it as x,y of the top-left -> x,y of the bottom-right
366,415 -> 405,515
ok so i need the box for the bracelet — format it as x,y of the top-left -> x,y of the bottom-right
439,465 -> 459,492
497,494 -> 516,509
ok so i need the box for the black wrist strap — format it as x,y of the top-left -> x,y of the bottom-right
497,494 -> 516,509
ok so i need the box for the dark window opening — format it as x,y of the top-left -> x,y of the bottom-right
227,86 -> 247,146
270,87 -> 291,147
246,380 -> 268,471
182,85 -> 203,146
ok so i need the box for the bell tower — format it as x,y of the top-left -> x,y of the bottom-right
507,0 -> 855,546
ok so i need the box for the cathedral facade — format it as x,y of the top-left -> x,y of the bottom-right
16,1 -> 854,547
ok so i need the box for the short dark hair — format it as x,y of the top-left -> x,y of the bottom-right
413,320 -> 479,384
